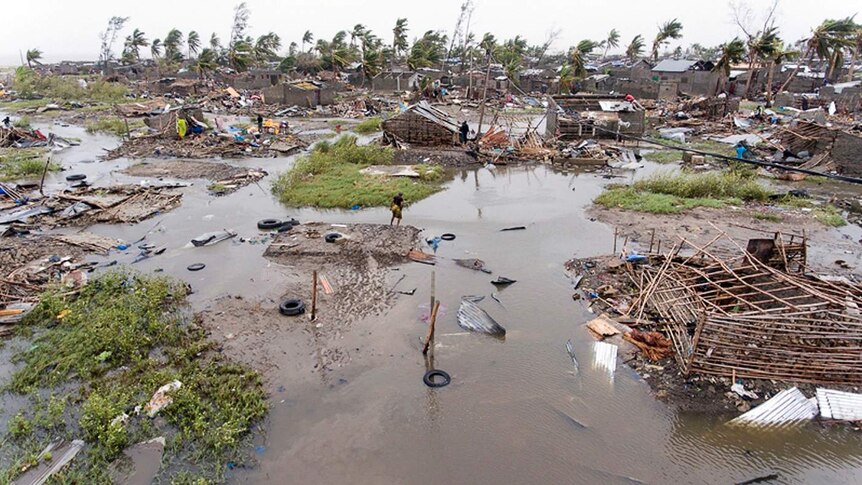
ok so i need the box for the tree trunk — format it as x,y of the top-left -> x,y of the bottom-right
826,49 -> 838,82
766,60 -> 776,105
848,47 -> 858,82
743,52 -> 759,100
779,44 -> 812,93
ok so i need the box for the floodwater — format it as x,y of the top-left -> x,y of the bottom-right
3,117 -> 862,484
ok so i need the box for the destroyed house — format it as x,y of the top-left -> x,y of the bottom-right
778,120 -> 862,177
371,71 -> 420,92
544,94 -> 645,140
651,59 -> 722,98
261,81 -> 334,107
381,101 -> 460,145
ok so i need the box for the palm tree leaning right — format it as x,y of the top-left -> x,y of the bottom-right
651,19 -> 683,61
302,31 -> 314,52
393,18 -> 409,57
25,48 -> 43,68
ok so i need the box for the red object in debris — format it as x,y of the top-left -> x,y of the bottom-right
625,94 -> 635,103
33,129 -> 47,141
335,124 -> 342,133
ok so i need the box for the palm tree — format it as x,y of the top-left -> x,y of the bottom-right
602,29 -> 621,61
765,46 -> 799,104
393,18 -> 409,57
254,32 -> 282,63
229,37 -> 255,71
187,31 -> 201,59
316,31 -> 354,72
714,38 -> 746,76
163,29 -> 184,64
302,31 -> 314,52
25,48 -> 43,68
350,24 -> 367,47
210,33 -> 221,51
651,19 -> 683,61
569,40 -> 598,80
123,29 -> 148,62
626,35 -> 645,62
740,27 -> 779,98
847,27 -> 862,82
288,42 -> 298,56
193,47 -> 218,79
151,39 -> 162,59
780,17 -> 857,92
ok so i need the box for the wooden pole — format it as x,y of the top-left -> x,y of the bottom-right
613,227 -> 618,254
310,270 -> 318,321
648,229 -> 656,254
430,270 -> 436,312
422,300 -> 441,355
39,155 -> 51,196
476,52 -> 493,137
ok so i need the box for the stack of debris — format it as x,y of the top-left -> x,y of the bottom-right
627,231 -> 862,385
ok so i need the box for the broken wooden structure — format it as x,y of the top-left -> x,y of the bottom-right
627,231 -> 862,385
545,94 -> 645,141
776,120 -> 862,175
381,101 -> 460,146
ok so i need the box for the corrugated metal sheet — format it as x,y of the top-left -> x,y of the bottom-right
729,387 -> 818,427
593,341 -> 617,374
817,388 -> 862,421
410,101 -> 460,133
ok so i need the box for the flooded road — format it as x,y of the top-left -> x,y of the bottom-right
5,119 -> 862,484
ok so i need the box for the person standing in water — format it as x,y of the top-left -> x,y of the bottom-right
390,192 -> 404,226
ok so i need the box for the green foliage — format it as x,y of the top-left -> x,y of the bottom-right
85,117 -> 141,137
594,186 -> 730,214
641,149 -> 682,163
0,147 -> 58,181
352,117 -> 382,134
814,205 -> 846,226
12,68 -> 127,103
2,270 -> 267,483
272,135 -> 442,208
12,116 -> 31,129
407,30 -> 448,70
7,413 -> 33,440
752,212 -> 784,222
633,170 -> 772,201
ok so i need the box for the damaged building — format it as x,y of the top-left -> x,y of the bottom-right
777,120 -> 862,176
381,101 -> 460,145
261,80 -> 334,107
544,94 -> 645,140
651,59 -> 722,99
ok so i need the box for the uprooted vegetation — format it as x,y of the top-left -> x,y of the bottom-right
0,270 -> 267,484
272,134 -> 443,208
0,147 -> 59,181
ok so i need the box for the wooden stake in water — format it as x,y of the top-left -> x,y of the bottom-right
310,270 -> 318,321
430,270 -> 436,311
422,300 -> 441,355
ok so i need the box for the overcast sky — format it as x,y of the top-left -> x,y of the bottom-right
1,0 -> 858,65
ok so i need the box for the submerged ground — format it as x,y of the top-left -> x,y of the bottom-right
2,115 -> 862,484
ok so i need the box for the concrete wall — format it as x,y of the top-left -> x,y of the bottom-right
372,73 -> 418,92
833,131 -> 862,177
261,84 -> 332,107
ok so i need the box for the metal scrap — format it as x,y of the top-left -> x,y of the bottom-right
728,387 -> 818,428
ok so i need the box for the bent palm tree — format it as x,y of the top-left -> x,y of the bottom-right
626,35 -> 645,62
602,29 -> 620,61
393,18 -> 409,56
25,48 -> 43,68
302,31 -> 314,52
187,31 -> 201,59
651,19 -> 683,61
780,17 -> 856,92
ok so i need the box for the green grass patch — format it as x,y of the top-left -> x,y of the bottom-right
642,149 -> 681,163
595,169 -> 771,214
633,169 -> 772,201
814,205 -> 846,227
1,270 -> 267,483
752,212 -> 784,222
11,67 -> 128,104
272,135 -> 443,208
12,116 -> 31,129
0,147 -> 59,181
352,117 -> 382,134
85,117 -> 142,137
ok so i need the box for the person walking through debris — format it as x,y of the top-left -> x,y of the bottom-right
390,192 -> 404,226
2,116 -> 10,128
459,121 -> 469,144
257,114 -> 264,134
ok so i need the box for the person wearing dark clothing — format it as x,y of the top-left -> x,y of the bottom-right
459,121 -> 469,144
390,192 -> 404,226
257,114 -> 264,133
2,116 -> 10,128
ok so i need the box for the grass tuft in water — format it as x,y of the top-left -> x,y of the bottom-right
352,117 -> 383,134
0,147 -> 59,181
272,134 -> 443,208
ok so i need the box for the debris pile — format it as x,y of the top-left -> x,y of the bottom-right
626,231 -> 862,385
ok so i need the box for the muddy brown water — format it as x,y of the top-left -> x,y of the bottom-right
3,117 -> 862,484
